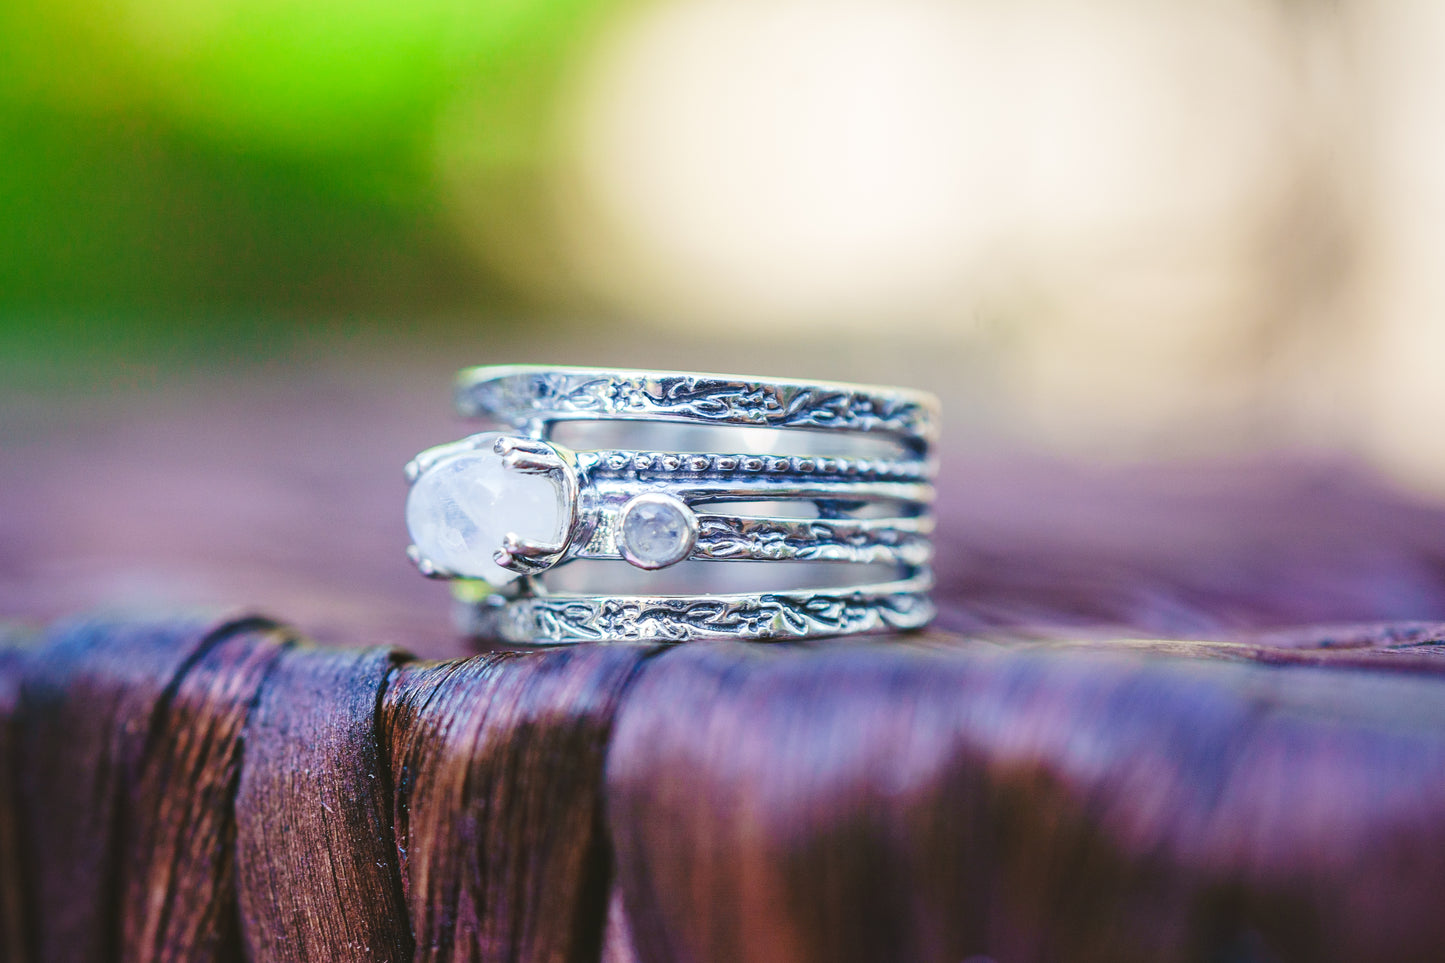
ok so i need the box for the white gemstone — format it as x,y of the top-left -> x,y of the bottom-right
405,434 -> 568,584
619,495 -> 695,569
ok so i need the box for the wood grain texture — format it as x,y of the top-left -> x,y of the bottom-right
604,637 -> 1445,963
234,643 -> 413,962
1,615 -> 1444,961
383,646 -> 651,962
17,617 -> 232,962
119,619 -> 293,963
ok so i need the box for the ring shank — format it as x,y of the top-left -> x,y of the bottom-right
455,365 -> 939,451
457,574 -> 936,644
572,513 -> 934,567
429,364 -> 939,643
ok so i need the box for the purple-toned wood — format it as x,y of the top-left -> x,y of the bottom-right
233,643 -> 413,962
4,369 -> 1445,960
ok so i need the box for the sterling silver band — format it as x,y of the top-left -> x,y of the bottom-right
459,573 -> 936,644
456,365 -> 938,450
406,365 -> 939,643
574,513 -> 935,567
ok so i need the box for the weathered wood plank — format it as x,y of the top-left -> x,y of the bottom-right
382,645 -> 650,962
17,617 -> 232,961
604,635 -> 1445,963
119,619 -> 292,963
2,617 -> 1445,961
234,644 -> 413,963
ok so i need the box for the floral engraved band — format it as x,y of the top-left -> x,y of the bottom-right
405,365 -> 939,643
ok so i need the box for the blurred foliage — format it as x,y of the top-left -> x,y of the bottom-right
0,0 -> 619,317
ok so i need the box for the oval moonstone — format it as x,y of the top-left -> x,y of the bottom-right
405,433 -> 569,585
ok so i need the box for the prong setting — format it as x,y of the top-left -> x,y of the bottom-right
495,435 -> 568,474
404,431 -> 580,585
493,531 -> 568,575
407,543 -> 454,579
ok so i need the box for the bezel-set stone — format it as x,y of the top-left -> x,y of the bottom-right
405,432 -> 575,585
617,492 -> 698,570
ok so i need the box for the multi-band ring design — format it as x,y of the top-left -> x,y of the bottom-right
404,365 -> 939,643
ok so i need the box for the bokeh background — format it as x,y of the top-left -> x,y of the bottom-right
3,0 -> 1444,648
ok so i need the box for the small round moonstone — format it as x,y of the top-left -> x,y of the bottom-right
405,434 -> 569,585
619,494 -> 695,569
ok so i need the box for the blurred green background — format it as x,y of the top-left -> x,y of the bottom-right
0,0 -> 613,315
4,0 -> 1445,490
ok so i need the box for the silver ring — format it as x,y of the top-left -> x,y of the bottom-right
404,365 -> 939,643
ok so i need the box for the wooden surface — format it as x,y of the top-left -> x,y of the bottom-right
4,368 -> 1445,960
4,609 -> 1445,960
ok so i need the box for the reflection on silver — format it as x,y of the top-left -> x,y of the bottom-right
407,364 -> 939,643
